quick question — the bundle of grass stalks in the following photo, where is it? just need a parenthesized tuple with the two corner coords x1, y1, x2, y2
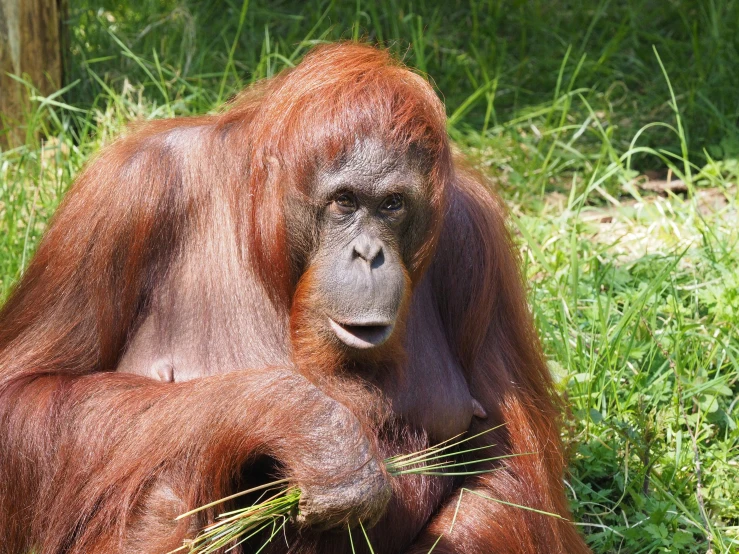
(170, 429, 518, 554)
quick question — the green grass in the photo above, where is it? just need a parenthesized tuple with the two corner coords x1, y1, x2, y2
(1, 1, 738, 553)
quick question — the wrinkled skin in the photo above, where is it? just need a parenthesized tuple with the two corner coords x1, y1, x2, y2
(292, 140, 428, 350)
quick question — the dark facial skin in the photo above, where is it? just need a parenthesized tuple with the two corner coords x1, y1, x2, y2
(296, 140, 430, 351)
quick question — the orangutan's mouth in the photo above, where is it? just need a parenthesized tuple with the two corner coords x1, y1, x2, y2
(328, 318, 395, 349)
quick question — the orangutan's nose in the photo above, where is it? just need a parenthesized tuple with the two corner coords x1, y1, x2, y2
(352, 234, 384, 268)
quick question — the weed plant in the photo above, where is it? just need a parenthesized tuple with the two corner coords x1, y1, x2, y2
(172, 429, 560, 554)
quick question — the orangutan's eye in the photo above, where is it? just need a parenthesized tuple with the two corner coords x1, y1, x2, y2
(380, 193, 404, 212)
(332, 192, 358, 213)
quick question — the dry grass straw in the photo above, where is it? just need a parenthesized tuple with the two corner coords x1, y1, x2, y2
(171, 426, 547, 554)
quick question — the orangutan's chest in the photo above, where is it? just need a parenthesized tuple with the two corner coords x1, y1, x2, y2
(378, 278, 475, 443)
(389, 351, 473, 444)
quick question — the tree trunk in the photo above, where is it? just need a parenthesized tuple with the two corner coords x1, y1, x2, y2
(0, 0, 67, 148)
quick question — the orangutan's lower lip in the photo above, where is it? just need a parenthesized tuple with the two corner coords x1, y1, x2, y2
(328, 318, 394, 349)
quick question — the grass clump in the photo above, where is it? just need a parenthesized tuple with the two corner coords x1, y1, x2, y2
(172, 429, 538, 554)
(174, 482, 298, 554)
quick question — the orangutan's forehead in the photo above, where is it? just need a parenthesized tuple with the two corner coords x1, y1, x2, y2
(313, 139, 424, 200)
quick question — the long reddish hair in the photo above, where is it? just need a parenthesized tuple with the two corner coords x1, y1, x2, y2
(218, 43, 452, 303)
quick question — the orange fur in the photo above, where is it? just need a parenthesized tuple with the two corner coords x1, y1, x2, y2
(0, 43, 590, 553)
